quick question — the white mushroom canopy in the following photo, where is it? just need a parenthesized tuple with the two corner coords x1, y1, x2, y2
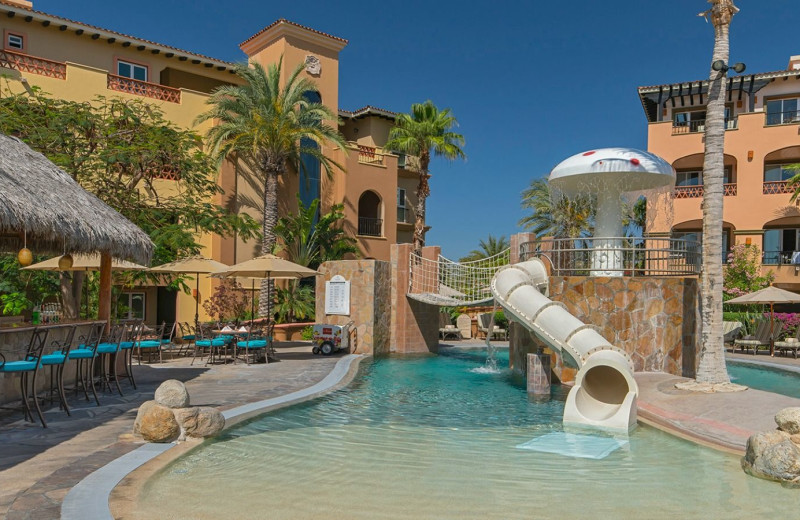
(549, 147, 675, 194)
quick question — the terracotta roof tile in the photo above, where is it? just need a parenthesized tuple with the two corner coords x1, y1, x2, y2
(240, 18, 348, 48)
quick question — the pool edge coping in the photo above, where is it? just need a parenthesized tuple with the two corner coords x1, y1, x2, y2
(62, 354, 364, 520)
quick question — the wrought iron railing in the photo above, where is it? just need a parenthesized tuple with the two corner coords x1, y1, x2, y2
(519, 237, 701, 276)
(673, 183, 737, 198)
(0, 49, 66, 79)
(357, 145, 384, 165)
(107, 74, 181, 103)
(358, 217, 382, 237)
(762, 250, 800, 266)
(763, 180, 793, 195)
(766, 110, 800, 126)
(672, 118, 737, 135)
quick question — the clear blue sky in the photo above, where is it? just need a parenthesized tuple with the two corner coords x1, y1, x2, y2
(37, 1, 799, 259)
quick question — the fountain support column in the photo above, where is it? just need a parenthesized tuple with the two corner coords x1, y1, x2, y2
(527, 351, 551, 397)
(592, 190, 625, 277)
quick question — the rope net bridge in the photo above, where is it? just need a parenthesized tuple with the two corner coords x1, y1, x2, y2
(407, 248, 510, 306)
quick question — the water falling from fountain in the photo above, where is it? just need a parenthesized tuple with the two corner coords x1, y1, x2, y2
(469, 300, 501, 374)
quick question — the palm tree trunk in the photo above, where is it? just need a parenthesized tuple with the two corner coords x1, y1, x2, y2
(258, 163, 280, 318)
(59, 271, 85, 319)
(413, 153, 431, 252)
(697, 1, 736, 384)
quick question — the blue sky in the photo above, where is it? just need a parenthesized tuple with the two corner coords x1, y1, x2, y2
(37, 1, 799, 259)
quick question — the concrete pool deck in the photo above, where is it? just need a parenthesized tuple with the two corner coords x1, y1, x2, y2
(2, 340, 800, 519)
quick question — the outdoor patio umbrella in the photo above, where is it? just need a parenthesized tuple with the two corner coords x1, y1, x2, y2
(726, 285, 800, 355)
(149, 256, 228, 327)
(211, 254, 318, 336)
(23, 253, 148, 317)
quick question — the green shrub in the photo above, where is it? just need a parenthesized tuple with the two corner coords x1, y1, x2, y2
(301, 325, 314, 340)
(493, 310, 508, 329)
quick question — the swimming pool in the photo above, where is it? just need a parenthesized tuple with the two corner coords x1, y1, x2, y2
(728, 361, 800, 399)
(135, 348, 797, 520)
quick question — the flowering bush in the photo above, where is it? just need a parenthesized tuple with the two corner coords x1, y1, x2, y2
(723, 244, 774, 303)
(202, 280, 249, 323)
(771, 312, 800, 336)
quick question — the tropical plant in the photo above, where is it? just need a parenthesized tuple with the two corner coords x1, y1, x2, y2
(0, 86, 259, 317)
(519, 178, 595, 238)
(695, 0, 739, 385)
(386, 100, 466, 251)
(197, 59, 347, 317)
(273, 195, 358, 269)
(0, 254, 60, 316)
(459, 235, 509, 263)
(274, 283, 315, 323)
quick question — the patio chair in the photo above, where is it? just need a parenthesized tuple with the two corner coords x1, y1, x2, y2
(39, 323, 79, 417)
(478, 313, 507, 340)
(236, 327, 268, 365)
(733, 320, 768, 354)
(176, 322, 196, 357)
(135, 322, 166, 364)
(95, 324, 126, 395)
(439, 312, 461, 340)
(192, 326, 226, 366)
(118, 320, 143, 390)
(160, 322, 178, 358)
(66, 321, 106, 406)
(775, 326, 800, 359)
(722, 321, 743, 351)
(0, 327, 50, 427)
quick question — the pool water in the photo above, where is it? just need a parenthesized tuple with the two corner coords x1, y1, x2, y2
(728, 361, 800, 399)
(136, 348, 797, 520)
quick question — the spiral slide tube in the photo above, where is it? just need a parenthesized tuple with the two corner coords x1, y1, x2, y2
(491, 260, 638, 432)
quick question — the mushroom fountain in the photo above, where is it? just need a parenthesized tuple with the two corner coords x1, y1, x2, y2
(549, 147, 675, 276)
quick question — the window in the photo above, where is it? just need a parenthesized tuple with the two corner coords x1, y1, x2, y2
(763, 229, 800, 264)
(397, 188, 409, 223)
(673, 229, 730, 263)
(117, 292, 145, 320)
(766, 98, 800, 126)
(117, 60, 147, 82)
(675, 167, 733, 186)
(7, 33, 23, 50)
(764, 163, 798, 182)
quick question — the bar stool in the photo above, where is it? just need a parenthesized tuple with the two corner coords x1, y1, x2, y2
(67, 321, 106, 406)
(0, 327, 51, 427)
(39, 323, 78, 416)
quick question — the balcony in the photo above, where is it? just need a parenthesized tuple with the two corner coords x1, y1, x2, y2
(766, 111, 800, 127)
(672, 183, 737, 199)
(763, 180, 793, 195)
(672, 118, 737, 135)
(358, 217, 382, 237)
(107, 74, 181, 103)
(0, 49, 66, 79)
(357, 145, 384, 166)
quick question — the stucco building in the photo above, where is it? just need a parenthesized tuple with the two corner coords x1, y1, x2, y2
(639, 55, 800, 292)
(0, 0, 421, 323)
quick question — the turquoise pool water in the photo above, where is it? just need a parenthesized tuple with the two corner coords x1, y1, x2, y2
(136, 348, 797, 520)
(728, 361, 800, 399)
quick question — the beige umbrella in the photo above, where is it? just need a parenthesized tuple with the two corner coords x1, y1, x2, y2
(726, 285, 800, 355)
(22, 253, 147, 272)
(149, 256, 228, 327)
(212, 254, 318, 331)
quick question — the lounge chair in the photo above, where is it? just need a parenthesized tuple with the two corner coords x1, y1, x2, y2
(478, 312, 507, 340)
(723, 321, 743, 350)
(775, 327, 800, 359)
(733, 320, 769, 355)
(439, 313, 461, 340)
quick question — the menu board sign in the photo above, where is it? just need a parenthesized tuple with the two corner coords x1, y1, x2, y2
(325, 275, 350, 315)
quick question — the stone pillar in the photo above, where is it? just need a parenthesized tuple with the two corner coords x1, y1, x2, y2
(316, 260, 391, 356)
(510, 232, 537, 265)
(527, 352, 551, 396)
(390, 243, 440, 354)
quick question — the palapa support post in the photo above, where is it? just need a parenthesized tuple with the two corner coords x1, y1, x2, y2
(98, 252, 113, 333)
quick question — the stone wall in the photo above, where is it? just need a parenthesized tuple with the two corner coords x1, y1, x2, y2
(510, 276, 700, 382)
(389, 244, 440, 354)
(316, 260, 391, 356)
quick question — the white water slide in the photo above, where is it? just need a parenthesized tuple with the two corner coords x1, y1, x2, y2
(491, 259, 638, 432)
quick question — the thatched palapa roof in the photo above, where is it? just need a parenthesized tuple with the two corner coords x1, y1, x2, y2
(0, 134, 153, 265)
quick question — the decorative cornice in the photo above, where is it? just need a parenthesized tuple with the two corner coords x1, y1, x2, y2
(240, 19, 347, 57)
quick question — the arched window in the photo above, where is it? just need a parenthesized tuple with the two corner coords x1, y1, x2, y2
(763, 146, 800, 194)
(358, 191, 382, 237)
(300, 91, 322, 216)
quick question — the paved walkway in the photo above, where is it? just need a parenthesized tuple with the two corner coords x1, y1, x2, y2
(635, 352, 800, 454)
(0, 342, 340, 520)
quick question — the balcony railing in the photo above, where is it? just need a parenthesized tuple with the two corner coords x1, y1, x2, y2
(672, 118, 737, 135)
(519, 237, 701, 276)
(107, 74, 181, 103)
(0, 49, 66, 79)
(357, 145, 384, 166)
(358, 217, 382, 237)
(397, 207, 412, 224)
(766, 111, 800, 126)
(763, 180, 793, 195)
(762, 250, 800, 266)
(672, 183, 737, 198)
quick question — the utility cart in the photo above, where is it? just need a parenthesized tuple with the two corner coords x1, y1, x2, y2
(312, 321, 355, 355)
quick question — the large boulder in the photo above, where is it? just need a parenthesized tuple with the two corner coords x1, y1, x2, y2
(775, 407, 800, 435)
(133, 400, 157, 436)
(137, 403, 180, 443)
(154, 379, 190, 409)
(179, 406, 225, 438)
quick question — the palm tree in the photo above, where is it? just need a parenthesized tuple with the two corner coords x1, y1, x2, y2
(197, 58, 347, 317)
(694, 0, 738, 385)
(386, 100, 466, 252)
(460, 235, 509, 263)
(519, 178, 595, 238)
